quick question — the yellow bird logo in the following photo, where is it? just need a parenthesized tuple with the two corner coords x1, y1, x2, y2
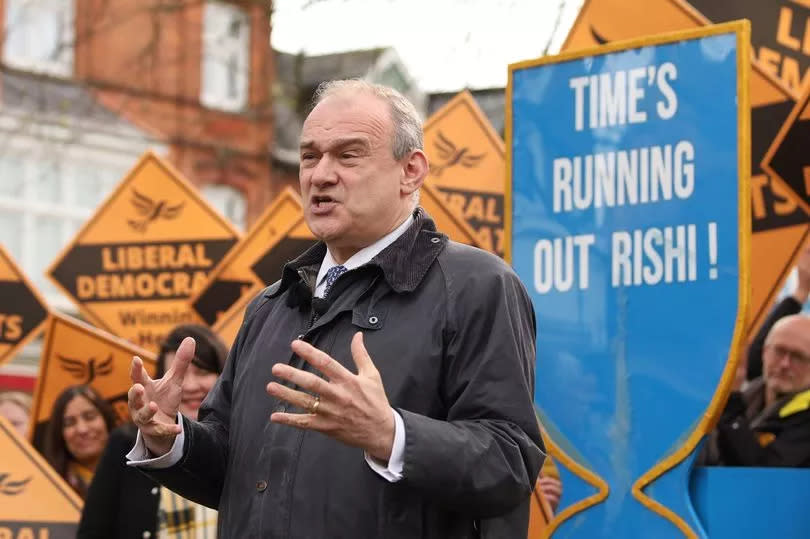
(431, 131, 486, 177)
(58, 354, 114, 384)
(128, 189, 185, 233)
(0, 474, 31, 496)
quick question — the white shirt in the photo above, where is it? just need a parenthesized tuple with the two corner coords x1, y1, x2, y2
(314, 214, 413, 298)
(127, 215, 414, 482)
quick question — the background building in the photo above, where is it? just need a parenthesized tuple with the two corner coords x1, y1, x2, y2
(0, 0, 274, 385)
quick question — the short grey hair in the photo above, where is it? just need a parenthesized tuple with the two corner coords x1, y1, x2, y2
(311, 79, 424, 160)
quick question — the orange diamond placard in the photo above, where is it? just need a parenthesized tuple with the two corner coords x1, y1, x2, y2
(0, 417, 82, 537)
(189, 187, 315, 327)
(30, 312, 156, 449)
(0, 245, 49, 366)
(210, 283, 264, 347)
(686, 0, 810, 96)
(47, 152, 240, 351)
(420, 183, 481, 248)
(424, 91, 505, 256)
(763, 82, 810, 217)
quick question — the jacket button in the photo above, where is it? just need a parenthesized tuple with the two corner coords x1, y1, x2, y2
(430, 237, 440, 243)
(368, 316, 379, 325)
(142, 532, 152, 539)
(256, 480, 268, 492)
(151, 487, 159, 495)
(297, 334, 304, 340)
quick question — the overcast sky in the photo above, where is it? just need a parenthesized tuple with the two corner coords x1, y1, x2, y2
(271, 0, 585, 92)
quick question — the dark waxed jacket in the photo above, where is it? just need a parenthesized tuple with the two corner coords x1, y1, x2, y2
(699, 378, 810, 467)
(143, 209, 545, 538)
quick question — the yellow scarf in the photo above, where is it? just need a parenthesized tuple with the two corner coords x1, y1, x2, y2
(157, 486, 218, 539)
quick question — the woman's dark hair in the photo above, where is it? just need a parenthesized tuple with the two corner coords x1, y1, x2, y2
(43, 385, 117, 491)
(156, 324, 228, 378)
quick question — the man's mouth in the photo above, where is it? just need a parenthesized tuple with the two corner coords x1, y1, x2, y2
(311, 195, 337, 214)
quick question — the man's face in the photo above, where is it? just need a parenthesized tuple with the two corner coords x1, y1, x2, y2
(299, 92, 409, 259)
(763, 316, 810, 397)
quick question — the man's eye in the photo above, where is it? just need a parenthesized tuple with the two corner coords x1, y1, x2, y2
(341, 152, 359, 159)
(793, 352, 810, 365)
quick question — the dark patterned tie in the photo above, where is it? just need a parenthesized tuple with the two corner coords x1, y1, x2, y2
(323, 265, 347, 297)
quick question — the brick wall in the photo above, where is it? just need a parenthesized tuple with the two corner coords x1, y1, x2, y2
(73, 0, 276, 225)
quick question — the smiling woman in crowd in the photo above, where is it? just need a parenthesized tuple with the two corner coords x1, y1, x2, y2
(43, 385, 118, 499)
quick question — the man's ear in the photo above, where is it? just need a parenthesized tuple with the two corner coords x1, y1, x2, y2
(401, 149, 428, 195)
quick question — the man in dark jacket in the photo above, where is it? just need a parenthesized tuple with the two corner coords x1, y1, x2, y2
(700, 313, 810, 467)
(126, 80, 544, 538)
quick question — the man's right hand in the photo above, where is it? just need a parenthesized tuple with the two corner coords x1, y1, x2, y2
(128, 337, 196, 456)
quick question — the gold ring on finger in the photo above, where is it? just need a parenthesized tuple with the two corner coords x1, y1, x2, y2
(308, 395, 320, 415)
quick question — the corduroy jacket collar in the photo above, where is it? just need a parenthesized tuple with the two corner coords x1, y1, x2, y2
(269, 207, 448, 298)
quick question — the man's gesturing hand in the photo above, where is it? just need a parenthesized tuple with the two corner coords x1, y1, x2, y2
(267, 332, 396, 462)
(128, 336, 196, 456)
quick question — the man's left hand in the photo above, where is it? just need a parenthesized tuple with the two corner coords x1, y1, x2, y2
(267, 332, 396, 462)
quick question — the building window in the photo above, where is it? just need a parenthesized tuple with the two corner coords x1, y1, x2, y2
(3, 0, 74, 77)
(201, 1, 250, 112)
(202, 183, 246, 231)
(0, 152, 122, 306)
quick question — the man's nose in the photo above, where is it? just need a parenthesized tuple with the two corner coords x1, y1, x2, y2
(776, 353, 794, 369)
(310, 155, 338, 186)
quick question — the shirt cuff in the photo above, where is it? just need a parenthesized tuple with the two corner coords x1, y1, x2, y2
(365, 408, 405, 482)
(125, 412, 185, 469)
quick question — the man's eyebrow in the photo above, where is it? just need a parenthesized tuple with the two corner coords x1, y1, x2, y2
(299, 137, 370, 152)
